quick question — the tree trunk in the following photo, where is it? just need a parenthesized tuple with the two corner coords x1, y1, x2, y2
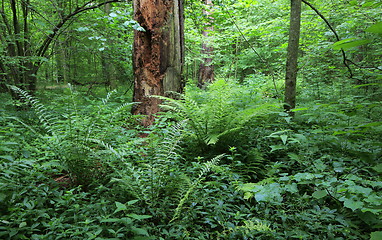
(132, 0, 184, 126)
(198, 0, 214, 88)
(284, 0, 302, 115)
(101, 3, 117, 89)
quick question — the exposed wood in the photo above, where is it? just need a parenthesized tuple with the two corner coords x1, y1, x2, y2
(132, 0, 184, 126)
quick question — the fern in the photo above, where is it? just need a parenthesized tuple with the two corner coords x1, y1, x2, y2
(170, 154, 225, 223)
(9, 86, 61, 135)
(9, 85, 135, 185)
(155, 80, 281, 147)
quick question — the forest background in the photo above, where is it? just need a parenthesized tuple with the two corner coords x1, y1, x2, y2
(1, 0, 382, 239)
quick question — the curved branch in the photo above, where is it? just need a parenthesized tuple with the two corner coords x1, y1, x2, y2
(302, 0, 354, 78)
(36, 0, 122, 64)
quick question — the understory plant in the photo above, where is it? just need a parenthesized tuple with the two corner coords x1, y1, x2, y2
(236, 99, 382, 239)
(157, 79, 281, 149)
(9, 85, 135, 186)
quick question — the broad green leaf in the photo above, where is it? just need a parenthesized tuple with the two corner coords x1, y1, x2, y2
(244, 192, 253, 200)
(353, 83, 382, 88)
(312, 190, 328, 199)
(285, 183, 298, 193)
(371, 231, 382, 240)
(0, 155, 13, 161)
(288, 153, 300, 162)
(270, 145, 285, 152)
(366, 22, 382, 34)
(238, 183, 256, 191)
(343, 198, 364, 211)
(280, 135, 288, 145)
(127, 199, 139, 205)
(101, 217, 132, 224)
(372, 163, 382, 173)
(19, 222, 27, 228)
(358, 121, 382, 128)
(126, 214, 151, 220)
(131, 226, 149, 236)
(0, 146, 13, 151)
(291, 107, 309, 112)
(333, 38, 371, 50)
(114, 201, 127, 213)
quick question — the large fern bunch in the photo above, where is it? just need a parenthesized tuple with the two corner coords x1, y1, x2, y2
(9, 85, 135, 185)
(156, 79, 281, 147)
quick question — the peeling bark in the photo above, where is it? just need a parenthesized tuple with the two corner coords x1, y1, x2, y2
(132, 0, 184, 126)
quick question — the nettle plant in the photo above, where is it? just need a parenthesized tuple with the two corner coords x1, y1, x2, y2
(10, 85, 135, 186)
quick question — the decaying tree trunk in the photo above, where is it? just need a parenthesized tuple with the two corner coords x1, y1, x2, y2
(198, 0, 214, 88)
(284, 0, 301, 115)
(132, 0, 184, 126)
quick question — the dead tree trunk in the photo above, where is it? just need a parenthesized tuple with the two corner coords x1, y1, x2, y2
(132, 0, 184, 126)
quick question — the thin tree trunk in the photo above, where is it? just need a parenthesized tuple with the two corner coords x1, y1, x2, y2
(101, 3, 117, 89)
(132, 0, 184, 126)
(284, 0, 302, 115)
(198, 0, 214, 88)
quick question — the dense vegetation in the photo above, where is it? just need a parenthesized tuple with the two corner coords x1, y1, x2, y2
(1, 0, 381, 239)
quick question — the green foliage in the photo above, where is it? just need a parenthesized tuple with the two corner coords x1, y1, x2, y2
(157, 79, 281, 148)
(2, 0, 382, 239)
(9, 85, 135, 186)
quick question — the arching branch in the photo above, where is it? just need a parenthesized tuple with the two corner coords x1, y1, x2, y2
(36, 0, 123, 64)
(301, 0, 354, 78)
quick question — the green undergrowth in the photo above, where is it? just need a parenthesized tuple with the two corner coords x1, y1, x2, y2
(1, 78, 381, 239)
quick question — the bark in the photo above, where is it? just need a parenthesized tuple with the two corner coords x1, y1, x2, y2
(132, 0, 184, 126)
(198, 0, 214, 88)
(284, 0, 301, 115)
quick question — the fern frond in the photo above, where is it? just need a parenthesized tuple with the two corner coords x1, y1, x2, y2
(170, 154, 225, 223)
(9, 86, 61, 135)
(154, 119, 187, 164)
(86, 138, 122, 159)
(102, 89, 117, 105)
